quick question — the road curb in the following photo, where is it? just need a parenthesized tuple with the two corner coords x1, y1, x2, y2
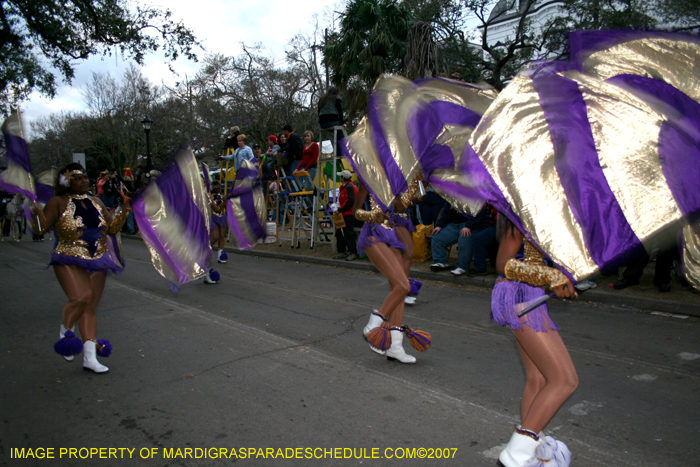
(225, 245, 700, 318)
(121, 236, 700, 318)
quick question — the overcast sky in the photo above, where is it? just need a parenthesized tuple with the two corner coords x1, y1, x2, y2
(21, 0, 343, 139)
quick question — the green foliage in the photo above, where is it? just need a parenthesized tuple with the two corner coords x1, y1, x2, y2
(0, 0, 200, 111)
(323, 0, 415, 119)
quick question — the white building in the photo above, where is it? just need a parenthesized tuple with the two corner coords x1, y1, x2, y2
(482, 0, 565, 47)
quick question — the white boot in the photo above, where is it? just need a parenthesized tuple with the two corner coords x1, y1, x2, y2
(217, 249, 227, 263)
(83, 340, 109, 374)
(498, 430, 541, 467)
(363, 311, 386, 356)
(385, 329, 416, 364)
(60, 324, 75, 362)
(404, 296, 416, 305)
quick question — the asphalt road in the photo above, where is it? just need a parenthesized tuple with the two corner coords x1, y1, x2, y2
(1, 238, 699, 466)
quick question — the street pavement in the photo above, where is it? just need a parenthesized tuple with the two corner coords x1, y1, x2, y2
(1, 237, 699, 466)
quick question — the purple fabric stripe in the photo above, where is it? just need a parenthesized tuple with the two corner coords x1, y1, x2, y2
(607, 74, 700, 219)
(131, 197, 191, 287)
(531, 68, 646, 270)
(36, 182, 54, 204)
(341, 139, 388, 211)
(569, 31, 700, 71)
(368, 89, 408, 196)
(153, 162, 211, 267)
(3, 132, 31, 173)
(0, 180, 35, 200)
(226, 199, 256, 250)
(202, 162, 211, 192)
(239, 189, 266, 240)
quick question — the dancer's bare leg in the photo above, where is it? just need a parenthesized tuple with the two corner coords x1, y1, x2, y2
(394, 226, 414, 278)
(210, 229, 219, 249)
(512, 328, 579, 433)
(77, 271, 107, 342)
(217, 225, 226, 250)
(364, 242, 410, 322)
(54, 265, 93, 330)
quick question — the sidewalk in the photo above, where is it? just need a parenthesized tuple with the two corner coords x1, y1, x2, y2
(211, 237, 700, 319)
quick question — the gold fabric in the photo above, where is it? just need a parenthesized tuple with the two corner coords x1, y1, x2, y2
(415, 79, 497, 216)
(53, 196, 108, 260)
(566, 71, 684, 249)
(579, 38, 700, 103)
(139, 149, 209, 284)
(0, 113, 35, 196)
(469, 74, 598, 280)
(344, 116, 395, 210)
(682, 221, 700, 288)
(226, 160, 267, 249)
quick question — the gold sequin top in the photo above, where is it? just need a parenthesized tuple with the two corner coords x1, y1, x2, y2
(53, 195, 109, 260)
(212, 193, 226, 217)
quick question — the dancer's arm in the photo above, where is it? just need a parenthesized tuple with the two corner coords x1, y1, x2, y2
(353, 183, 385, 223)
(497, 228, 576, 299)
(31, 196, 65, 234)
(396, 171, 424, 212)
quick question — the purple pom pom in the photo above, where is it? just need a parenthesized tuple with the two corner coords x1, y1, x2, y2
(220, 251, 228, 260)
(409, 278, 422, 296)
(54, 330, 83, 357)
(209, 268, 221, 281)
(96, 339, 113, 357)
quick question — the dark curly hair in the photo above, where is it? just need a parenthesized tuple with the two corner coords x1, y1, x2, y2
(54, 163, 86, 196)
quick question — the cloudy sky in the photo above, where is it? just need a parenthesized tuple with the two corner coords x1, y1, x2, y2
(21, 0, 343, 139)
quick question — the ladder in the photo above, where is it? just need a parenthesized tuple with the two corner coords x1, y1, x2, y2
(312, 125, 348, 250)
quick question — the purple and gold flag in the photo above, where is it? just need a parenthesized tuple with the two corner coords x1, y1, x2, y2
(0, 112, 36, 200)
(465, 32, 700, 283)
(132, 147, 212, 291)
(226, 160, 266, 249)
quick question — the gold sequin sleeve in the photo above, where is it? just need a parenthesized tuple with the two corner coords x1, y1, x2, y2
(504, 258, 568, 288)
(354, 203, 385, 223)
(398, 175, 424, 209)
(106, 208, 130, 236)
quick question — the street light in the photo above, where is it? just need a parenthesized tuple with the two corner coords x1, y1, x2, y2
(141, 116, 153, 171)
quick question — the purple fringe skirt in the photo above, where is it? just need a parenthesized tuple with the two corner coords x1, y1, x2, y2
(392, 215, 416, 233)
(49, 253, 124, 275)
(357, 223, 406, 253)
(491, 279, 559, 332)
(211, 214, 227, 228)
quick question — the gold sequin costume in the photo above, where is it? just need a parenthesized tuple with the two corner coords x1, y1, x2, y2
(47, 195, 126, 274)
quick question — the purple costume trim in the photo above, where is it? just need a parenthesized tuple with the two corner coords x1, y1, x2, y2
(392, 214, 416, 233)
(357, 223, 406, 253)
(491, 279, 559, 332)
(211, 214, 227, 227)
(49, 253, 124, 275)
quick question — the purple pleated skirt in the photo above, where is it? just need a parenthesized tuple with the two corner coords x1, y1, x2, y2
(491, 279, 559, 332)
(357, 223, 406, 253)
(211, 214, 227, 228)
(392, 214, 416, 233)
(49, 253, 124, 275)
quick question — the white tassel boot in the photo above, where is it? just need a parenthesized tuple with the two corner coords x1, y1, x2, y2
(60, 324, 75, 362)
(385, 329, 416, 364)
(498, 429, 541, 467)
(362, 310, 386, 356)
(83, 340, 109, 374)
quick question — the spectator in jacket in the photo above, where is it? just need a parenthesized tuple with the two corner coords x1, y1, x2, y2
(430, 204, 491, 275)
(282, 124, 304, 173)
(333, 170, 358, 261)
